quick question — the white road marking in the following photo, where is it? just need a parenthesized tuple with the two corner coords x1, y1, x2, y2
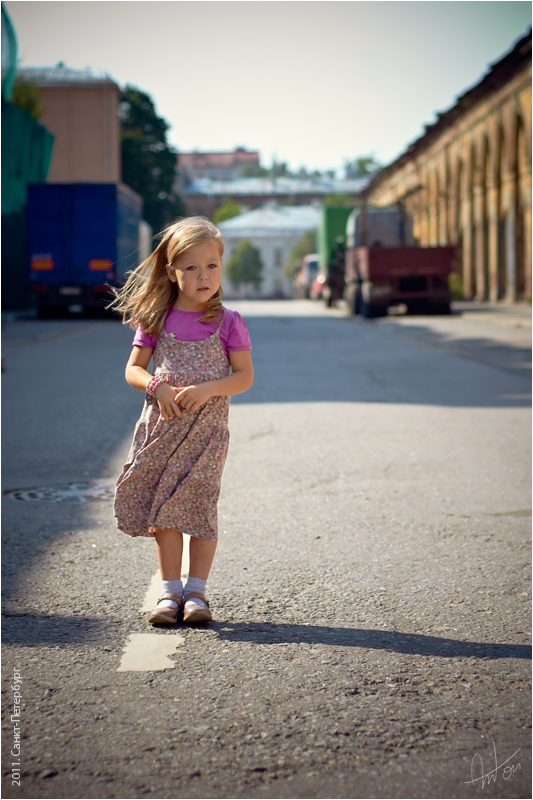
(117, 535, 191, 672)
(117, 633, 185, 672)
(141, 572, 164, 613)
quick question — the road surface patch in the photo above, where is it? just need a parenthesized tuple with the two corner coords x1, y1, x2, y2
(117, 633, 185, 671)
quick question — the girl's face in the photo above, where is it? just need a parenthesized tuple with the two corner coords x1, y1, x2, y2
(167, 239, 222, 312)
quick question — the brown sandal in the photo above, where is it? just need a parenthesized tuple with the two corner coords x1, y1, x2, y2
(183, 592, 212, 624)
(147, 593, 183, 625)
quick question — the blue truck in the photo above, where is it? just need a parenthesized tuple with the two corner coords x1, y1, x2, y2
(27, 183, 143, 316)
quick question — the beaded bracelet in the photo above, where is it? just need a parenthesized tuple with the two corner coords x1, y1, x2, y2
(146, 374, 168, 397)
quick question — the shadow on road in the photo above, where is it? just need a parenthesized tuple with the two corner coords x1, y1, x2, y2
(212, 622, 532, 660)
(1, 612, 117, 645)
(2, 615, 530, 661)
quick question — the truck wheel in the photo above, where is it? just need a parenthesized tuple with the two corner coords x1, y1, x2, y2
(353, 286, 362, 315)
(37, 304, 59, 319)
(406, 300, 428, 315)
(430, 302, 451, 315)
(361, 299, 385, 319)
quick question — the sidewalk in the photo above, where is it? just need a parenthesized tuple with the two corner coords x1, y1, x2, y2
(453, 300, 532, 329)
(379, 300, 531, 351)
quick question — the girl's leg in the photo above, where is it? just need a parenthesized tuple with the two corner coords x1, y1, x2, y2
(188, 537, 217, 580)
(183, 537, 217, 623)
(149, 529, 184, 620)
(154, 528, 183, 579)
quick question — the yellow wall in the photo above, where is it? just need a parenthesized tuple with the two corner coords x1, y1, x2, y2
(367, 64, 532, 302)
(39, 83, 121, 184)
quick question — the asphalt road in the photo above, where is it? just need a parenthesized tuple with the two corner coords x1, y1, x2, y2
(1, 300, 531, 799)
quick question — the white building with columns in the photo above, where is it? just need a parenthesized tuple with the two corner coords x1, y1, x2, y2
(217, 205, 321, 298)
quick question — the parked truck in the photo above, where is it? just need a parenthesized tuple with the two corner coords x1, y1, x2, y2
(345, 206, 456, 317)
(318, 206, 353, 306)
(27, 183, 144, 316)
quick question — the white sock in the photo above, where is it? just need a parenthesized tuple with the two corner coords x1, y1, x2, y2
(158, 579, 183, 609)
(184, 576, 208, 608)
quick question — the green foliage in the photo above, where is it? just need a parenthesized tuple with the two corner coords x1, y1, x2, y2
(323, 194, 354, 208)
(286, 229, 317, 277)
(213, 200, 242, 225)
(344, 155, 382, 179)
(271, 160, 291, 177)
(119, 85, 186, 234)
(225, 240, 263, 288)
(11, 74, 43, 119)
(448, 272, 465, 300)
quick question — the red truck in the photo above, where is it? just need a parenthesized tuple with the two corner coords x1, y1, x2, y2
(345, 206, 456, 317)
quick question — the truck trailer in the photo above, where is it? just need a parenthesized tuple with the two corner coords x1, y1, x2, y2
(27, 183, 143, 316)
(345, 206, 456, 317)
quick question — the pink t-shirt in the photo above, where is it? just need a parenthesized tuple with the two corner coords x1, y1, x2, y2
(132, 306, 251, 358)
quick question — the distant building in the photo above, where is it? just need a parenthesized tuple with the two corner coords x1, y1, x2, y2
(176, 147, 260, 188)
(18, 63, 121, 183)
(364, 30, 532, 303)
(182, 175, 368, 218)
(217, 205, 321, 298)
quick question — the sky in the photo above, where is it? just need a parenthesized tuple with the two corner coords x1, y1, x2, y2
(5, 1, 532, 176)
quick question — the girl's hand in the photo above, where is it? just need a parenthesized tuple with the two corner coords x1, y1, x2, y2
(154, 382, 183, 420)
(173, 384, 212, 413)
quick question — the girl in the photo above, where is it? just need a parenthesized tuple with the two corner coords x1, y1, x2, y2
(111, 216, 253, 625)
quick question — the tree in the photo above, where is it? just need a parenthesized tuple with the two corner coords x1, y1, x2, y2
(213, 200, 242, 225)
(344, 155, 382, 179)
(271, 160, 291, 177)
(119, 85, 186, 235)
(323, 194, 354, 208)
(285, 229, 317, 277)
(225, 240, 263, 289)
(11, 73, 43, 119)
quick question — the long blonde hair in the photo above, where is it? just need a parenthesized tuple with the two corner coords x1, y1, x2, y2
(109, 216, 225, 335)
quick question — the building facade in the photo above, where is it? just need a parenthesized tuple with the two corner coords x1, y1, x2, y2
(182, 175, 368, 218)
(217, 205, 321, 298)
(19, 63, 121, 184)
(177, 147, 260, 184)
(365, 31, 532, 303)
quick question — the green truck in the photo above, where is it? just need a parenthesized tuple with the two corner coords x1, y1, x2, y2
(318, 206, 355, 306)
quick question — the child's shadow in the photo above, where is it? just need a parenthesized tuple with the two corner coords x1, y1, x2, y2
(211, 621, 531, 660)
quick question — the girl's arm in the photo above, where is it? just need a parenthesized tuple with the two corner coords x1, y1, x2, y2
(125, 346, 184, 420)
(174, 350, 253, 412)
(125, 345, 154, 392)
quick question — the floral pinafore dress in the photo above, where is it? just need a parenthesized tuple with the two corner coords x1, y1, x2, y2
(114, 312, 230, 541)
